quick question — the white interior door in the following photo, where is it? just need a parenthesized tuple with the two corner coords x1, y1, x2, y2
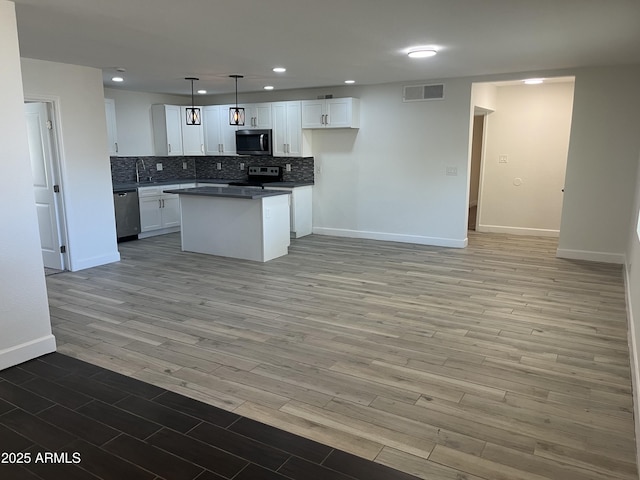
(24, 102, 64, 270)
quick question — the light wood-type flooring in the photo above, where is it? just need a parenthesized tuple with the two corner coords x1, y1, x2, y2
(46, 232, 637, 480)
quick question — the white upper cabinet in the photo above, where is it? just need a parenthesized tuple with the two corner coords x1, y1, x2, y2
(151, 104, 183, 156)
(180, 106, 204, 156)
(104, 98, 119, 156)
(272, 101, 302, 157)
(243, 103, 273, 129)
(301, 98, 360, 129)
(203, 105, 237, 156)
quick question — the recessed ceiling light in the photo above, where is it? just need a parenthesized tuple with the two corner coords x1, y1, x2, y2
(407, 47, 437, 58)
(273, 67, 286, 73)
(524, 78, 544, 85)
(111, 76, 124, 82)
(197, 89, 207, 94)
(264, 85, 274, 90)
(344, 80, 355, 84)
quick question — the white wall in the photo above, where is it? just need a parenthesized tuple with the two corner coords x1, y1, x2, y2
(558, 65, 640, 263)
(479, 82, 575, 236)
(310, 81, 472, 246)
(0, 0, 55, 370)
(21, 58, 121, 271)
(472, 83, 497, 113)
(104, 88, 187, 156)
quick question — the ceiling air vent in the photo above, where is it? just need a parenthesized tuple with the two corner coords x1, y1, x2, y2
(403, 83, 445, 102)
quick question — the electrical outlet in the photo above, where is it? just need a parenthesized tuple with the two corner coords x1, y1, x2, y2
(499, 154, 508, 163)
(239, 163, 245, 170)
(315, 165, 322, 174)
(286, 164, 291, 172)
(156, 163, 163, 171)
(216, 163, 222, 170)
(446, 166, 457, 176)
(182, 162, 187, 170)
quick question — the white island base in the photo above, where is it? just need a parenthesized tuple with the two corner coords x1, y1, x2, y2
(177, 190, 291, 262)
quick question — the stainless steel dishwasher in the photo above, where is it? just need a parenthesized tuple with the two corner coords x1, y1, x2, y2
(113, 189, 141, 240)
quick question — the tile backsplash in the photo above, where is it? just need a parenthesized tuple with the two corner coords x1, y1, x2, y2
(111, 156, 314, 184)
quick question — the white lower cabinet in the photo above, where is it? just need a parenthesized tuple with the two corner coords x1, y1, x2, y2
(263, 185, 312, 238)
(138, 184, 182, 237)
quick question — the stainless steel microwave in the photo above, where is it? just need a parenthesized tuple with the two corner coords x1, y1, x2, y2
(236, 129, 272, 156)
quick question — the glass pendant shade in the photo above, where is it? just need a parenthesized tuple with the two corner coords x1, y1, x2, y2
(186, 107, 201, 125)
(229, 107, 245, 126)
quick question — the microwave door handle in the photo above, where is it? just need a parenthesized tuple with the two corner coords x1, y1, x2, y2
(260, 134, 266, 151)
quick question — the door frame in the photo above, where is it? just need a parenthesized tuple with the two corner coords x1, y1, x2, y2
(24, 95, 69, 271)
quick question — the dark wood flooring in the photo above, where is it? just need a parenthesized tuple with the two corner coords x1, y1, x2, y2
(0, 352, 420, 480)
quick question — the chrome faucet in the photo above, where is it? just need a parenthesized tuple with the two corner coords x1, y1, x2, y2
(135, 158, 147, 183)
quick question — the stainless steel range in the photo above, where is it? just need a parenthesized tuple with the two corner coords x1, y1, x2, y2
(228, 166, 283, 188)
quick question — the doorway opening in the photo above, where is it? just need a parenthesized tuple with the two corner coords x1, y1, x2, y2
(24, 100, 68, 272)
(468, 114, 484, 231)
(468, 77, 575, 238)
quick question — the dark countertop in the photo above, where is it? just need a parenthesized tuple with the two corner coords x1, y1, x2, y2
(113, 178, 313, 192)
(163, 186, 292, 199)
(263, 181, 314, 187)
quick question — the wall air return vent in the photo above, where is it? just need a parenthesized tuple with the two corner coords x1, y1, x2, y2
(403, 83, 445, 102)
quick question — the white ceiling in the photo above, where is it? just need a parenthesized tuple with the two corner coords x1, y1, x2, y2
(12, 0, 640, 96)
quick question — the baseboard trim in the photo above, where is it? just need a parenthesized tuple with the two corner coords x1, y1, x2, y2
(312, 227, 467, 248)
(139, 226, 180, 239)
(476, 224, 559, 237)
(0, 334, 57, 370)
(70, 251, 121, 272)
(555, 248, 626, 264)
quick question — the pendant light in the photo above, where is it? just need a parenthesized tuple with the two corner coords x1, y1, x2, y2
(229, 74, 245, 126)
(185, 77, 201, 126)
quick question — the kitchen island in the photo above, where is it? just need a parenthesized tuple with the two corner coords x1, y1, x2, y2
(164, 186, 291, 262)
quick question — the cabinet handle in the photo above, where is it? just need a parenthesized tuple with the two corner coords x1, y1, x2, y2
(168, 143, 172, 153)
(325, 114, 329, 125)
(162, 199, 165, 208)
(201, 143, 204, 153)
(159, 199, 161, 208)
(115, 142, 118, 153)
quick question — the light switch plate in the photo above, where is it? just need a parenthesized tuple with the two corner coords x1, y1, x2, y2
(216, 163, 222, 170)
(156, 163, 163, 171)
(182, 162, 187, 169)
(446, 166, 457, 176)
(240, 163, 245, 170)
(286, 164, 291, 172)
